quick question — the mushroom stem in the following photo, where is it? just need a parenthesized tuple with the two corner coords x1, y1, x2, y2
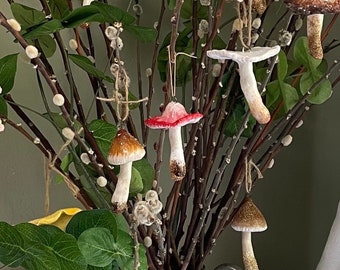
(238, 62, 271, 124)
(111, 161, 132, 212)
(307, 14, 324, 59)
(241, 232, 259, 270)
(316, 201, 340, 270)
(168, 126, 186, 181)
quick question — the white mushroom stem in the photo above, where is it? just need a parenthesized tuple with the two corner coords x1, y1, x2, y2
(307, 14, 324, 60)
(241, 232, 259, 270)
(169, 126, 186, 181)
(316, 201, 340, 270)
(111, 161, 132, 212)
(238, 62, 271, 124)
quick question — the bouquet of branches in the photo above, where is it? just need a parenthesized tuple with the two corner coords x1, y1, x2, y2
(0, 0, 339, 269)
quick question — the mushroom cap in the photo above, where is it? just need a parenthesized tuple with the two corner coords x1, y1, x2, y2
(207, 46, 281, 64)
(145, 101, 203, 129)
(284, 0, 340, 14)
(231, 197, 267, 232)
(108, 129, 145, 165)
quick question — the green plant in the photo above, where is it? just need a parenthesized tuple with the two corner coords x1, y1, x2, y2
(0, 0, 339, 269)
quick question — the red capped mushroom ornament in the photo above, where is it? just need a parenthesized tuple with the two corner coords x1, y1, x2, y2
(145, 101, 203, 181)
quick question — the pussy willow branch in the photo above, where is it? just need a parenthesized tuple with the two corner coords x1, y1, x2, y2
(0, 11, 114, 209)
(170, 2, 233, 267)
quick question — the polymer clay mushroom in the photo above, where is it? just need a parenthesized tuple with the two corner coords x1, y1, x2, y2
(231, 197, 267, 270)
(207, 45, 280, 124)
(145, 101, 203, 181)
(108, 129, 145, 212)
(284, 0, 340, 59)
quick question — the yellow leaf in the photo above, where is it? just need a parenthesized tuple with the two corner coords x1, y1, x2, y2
(29, 208, 82, 231)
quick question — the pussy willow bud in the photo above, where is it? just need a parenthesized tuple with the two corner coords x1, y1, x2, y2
(7, 19, 21, 31)
(281, 134, 293, 146)
(25, 45, 39, 59)
(96, 176, 108, 187)
(62, 127, 75, 140)
(105, 26, 118, 40)
(52, 94, 65, 106)
(69, 39, 78, 51)
(133, 4, 143, 16)
(133, 201, 155, 226)
(145, 190, 159, 201)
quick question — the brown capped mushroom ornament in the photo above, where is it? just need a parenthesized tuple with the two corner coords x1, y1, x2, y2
(231, 197, 267, 270)
(145, 101, 203, 181)
(108, 129, 145, 212)
(284, 0, 340, 59)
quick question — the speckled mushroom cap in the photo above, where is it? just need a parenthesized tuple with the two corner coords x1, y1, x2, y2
(284, 0, 340, 14)
(108, 129, 145, 165)
(231, 197, 267, 232)
(145, 101, 203, 129)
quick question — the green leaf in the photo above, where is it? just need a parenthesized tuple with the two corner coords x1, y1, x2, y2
(88, 119, 117, 158)
(266, 80, 281, 110)
(43, 112, 82, 130)
(293, 37, 322, 70)
(280, 82, 299, 111)
(15, 223, 50, 246)
(277, 50, 288, 82)
(41, 225, 87, 270)
(224, 101, 256, 138)
(37, 35, 57, 58)
(55, 153, 73, 183)
(0, 54, 18, 94)
(129, 167, 143, 195)
(91, 2, 135, 25)
(66, 209, 118, 240)
(23, 19, 63, 39)
(10, 3, 46, 28)
(124, 25, 157, 43)
(16, 223, 86, 270)
(0, 222, 26, 267)
(132, 158, 154, 194)
(300, 71, 332, 104)
(21, 244, 61, 270)
(68, 54, 113, 82)
(0, 96, 8, 116)
(62, 5, 104, 28)
(77, 227, 117, 267)
(48, 0, 71, 19)
(115, 229, 147, 270)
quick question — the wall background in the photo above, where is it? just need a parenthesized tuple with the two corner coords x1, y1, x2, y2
(0, 1, 340, 269)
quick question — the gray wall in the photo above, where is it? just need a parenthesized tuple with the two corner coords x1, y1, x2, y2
(0, 1, 340, 269)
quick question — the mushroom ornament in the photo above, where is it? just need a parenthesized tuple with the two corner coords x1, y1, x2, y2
(231, 197, 267, 270)
(284, 0, 340, 59)
(145, 101, 203, 181)
(207, 45, 280, 124)
(108, 129, 145, 212)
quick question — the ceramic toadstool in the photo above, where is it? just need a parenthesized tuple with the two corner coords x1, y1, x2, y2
(108, 129, 145, 212)
(145, 101, 203, 181)
(207, 45, 280, 124)
(284, 0, 340, 59)
(231, 197, 267, 270)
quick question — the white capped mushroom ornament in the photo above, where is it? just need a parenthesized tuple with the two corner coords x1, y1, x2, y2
(207, 45, 280, 124)
(145, 101, 203, 181)
(108, 129, 145, 212)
